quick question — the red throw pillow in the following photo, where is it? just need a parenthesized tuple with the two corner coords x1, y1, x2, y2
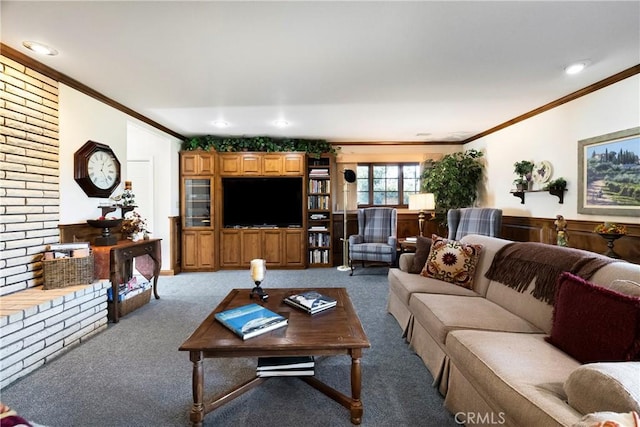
(546, 272, 640, 364)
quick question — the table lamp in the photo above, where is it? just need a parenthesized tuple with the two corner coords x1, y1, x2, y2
(409, 193, 435, 237)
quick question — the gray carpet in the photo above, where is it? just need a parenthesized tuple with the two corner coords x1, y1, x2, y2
(1, 267, 457, 427)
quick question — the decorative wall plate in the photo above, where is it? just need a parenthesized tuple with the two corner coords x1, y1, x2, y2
(532, 161, 552, 183)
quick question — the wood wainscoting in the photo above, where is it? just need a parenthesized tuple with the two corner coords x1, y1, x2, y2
(501, 216, 639, 264)
(332, 213, 639, 266)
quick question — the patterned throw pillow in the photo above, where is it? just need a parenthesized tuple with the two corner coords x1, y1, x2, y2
(420, 234, 483, 289)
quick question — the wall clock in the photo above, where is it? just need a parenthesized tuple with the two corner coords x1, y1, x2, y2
(74, 140, 121, 198)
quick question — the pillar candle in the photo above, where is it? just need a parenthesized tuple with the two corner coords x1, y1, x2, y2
(250, 259, 265, 282)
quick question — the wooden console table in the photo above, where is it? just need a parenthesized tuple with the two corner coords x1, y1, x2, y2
(93, 239, 162, 323)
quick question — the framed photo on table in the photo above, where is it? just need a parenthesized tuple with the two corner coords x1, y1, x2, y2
(578, 127, 640, 216)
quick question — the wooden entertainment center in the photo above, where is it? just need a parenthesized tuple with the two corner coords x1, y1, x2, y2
(180, 151, 334, 271)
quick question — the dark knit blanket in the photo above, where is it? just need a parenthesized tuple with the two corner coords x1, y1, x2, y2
(484, 242, 616, 305)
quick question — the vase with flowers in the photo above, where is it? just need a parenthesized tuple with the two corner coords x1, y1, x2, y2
(121, 211, 150, 241)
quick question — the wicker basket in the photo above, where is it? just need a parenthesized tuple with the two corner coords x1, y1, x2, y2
(43, 255, 95, 289)
(108, 287, 152, 318)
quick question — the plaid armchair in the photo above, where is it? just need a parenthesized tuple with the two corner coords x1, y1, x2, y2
(348, 208, 397, 275)
(447, 208, 502, 240)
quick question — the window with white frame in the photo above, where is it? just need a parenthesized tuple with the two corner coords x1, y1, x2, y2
(356, 163, 421, 207)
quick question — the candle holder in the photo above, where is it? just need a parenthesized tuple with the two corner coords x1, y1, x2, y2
(249, 259, 268, 302)
(597, 233, 624, 259)
(87, 218, 122, 246)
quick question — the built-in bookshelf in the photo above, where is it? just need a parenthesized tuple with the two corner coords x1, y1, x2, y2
(307, 155, 333, 267)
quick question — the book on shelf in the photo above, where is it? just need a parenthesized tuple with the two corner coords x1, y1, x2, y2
(284, 291, 337, 314)
(309, 168, 329, 176)
(214, 303, 288, 340)
(257, 356, 315, 371)
(256, 367, 315, 377)
(309, 249, 329, 264)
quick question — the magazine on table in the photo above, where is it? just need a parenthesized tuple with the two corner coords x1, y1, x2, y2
(284, 291, 337, 314)
(214, 303, 287, 340)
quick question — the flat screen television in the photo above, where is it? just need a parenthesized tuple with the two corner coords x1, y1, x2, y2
(222, 177, 303, 227)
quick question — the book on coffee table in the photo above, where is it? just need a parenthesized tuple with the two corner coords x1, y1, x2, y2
(257, 367, 315, 377)
(257, 356, 315, 377)
(257, 356, 315, 371)
(214, 303, 287, 340)
(284, 291, 337, 314)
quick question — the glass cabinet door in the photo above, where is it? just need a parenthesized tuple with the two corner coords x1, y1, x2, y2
(184, 178, 212, 228)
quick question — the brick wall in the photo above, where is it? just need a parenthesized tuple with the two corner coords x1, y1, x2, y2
(1, 55, 60, 296)
(0, 281, 110, 388)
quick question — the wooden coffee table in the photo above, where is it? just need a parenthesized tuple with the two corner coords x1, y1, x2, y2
(179, 287, 370, 426)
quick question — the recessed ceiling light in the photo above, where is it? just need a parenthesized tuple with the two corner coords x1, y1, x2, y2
(273, 120, 289, 128)
(564, 61, 589, 75)
(212, 120, 229, 128)
(22, 41, 58, 56)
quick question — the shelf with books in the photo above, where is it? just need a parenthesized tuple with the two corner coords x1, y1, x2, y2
(307, 154, 334, 268)
(308, 231, 331, 248)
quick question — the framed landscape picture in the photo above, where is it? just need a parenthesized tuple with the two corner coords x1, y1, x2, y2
(578, 127, 640, 216)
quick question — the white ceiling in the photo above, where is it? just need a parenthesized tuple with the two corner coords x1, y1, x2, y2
(2, 1, 639, 143)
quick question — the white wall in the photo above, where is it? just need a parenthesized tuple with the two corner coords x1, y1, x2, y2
(465, 74, 640, 225)
(59, 84, 129, 221)
(58, 84, 181, 269)
(126, 122, 181, 269)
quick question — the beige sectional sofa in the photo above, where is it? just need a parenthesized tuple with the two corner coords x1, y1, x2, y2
(387, 234, 640, 427)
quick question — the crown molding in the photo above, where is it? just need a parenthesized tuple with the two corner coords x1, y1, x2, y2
(3, 42, 637, 147)
(1, 43, 185, 141)
(462, 64, 640, 144)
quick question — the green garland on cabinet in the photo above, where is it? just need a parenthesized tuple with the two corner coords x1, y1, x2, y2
(182, 135, 337, 158)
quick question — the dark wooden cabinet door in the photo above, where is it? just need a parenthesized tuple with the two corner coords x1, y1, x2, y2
(221, 230, 241, 267)
(241, 229, 261, 264)
(263, 230, 282, 265)
(284, 229, 305, 266)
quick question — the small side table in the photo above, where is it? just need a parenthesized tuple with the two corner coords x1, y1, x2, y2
(93, 238, 162, 322)
(398, 238, 418, 253)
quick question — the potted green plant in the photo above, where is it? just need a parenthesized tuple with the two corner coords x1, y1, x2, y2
(513, 160, 535, 190)
(421, 149, 484, 225)
(545, 177, 567, 191)
(513, 177, 528, 191)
